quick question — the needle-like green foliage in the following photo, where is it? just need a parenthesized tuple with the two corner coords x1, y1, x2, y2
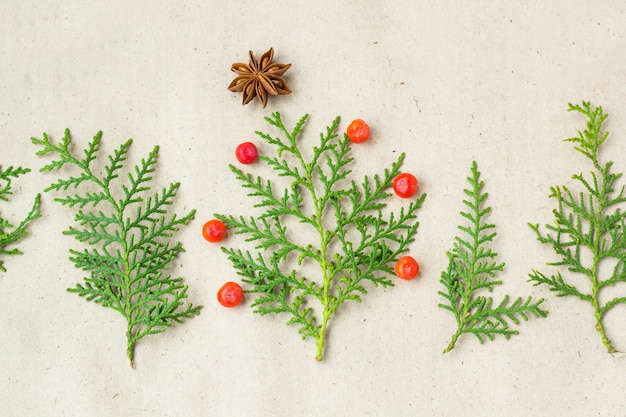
(439, 161, 547, 353)
(217, 113, 425, 361)
(0, 165, 41, 272)
(529, 101, 626, 355)
(32, 129, 201, 368)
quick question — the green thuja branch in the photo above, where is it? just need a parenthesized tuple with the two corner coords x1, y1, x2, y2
(0, 166, 41, 272)
(32, 129, 201, 368)
(439, 161, 547, 353)
(529, 101, 626, 355)
(217, 113, 425, 361)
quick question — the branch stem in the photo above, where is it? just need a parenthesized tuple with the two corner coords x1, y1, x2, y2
(443, 330, 462, 354)
(590, 154, 617, 354)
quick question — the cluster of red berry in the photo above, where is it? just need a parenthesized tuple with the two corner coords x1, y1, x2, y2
(201, 142, 259, 307)
(203, 118, 421, 307)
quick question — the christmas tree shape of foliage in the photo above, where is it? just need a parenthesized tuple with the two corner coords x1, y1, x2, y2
(217, 113, 425, 361)
(0, 165, 41, 272)
(439, 161, 547, 353)
(529, 101, 626, 355)
(32, 129, 201, 368)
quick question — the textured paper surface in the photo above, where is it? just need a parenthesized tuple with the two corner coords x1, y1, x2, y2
(2, 1, 626, 416)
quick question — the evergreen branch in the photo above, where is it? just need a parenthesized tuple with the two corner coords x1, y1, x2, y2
(217, 213, 319, 263)
(103, 139, 131, 187)
(599, 297, 626, 318)
(0, 164, 41, 272)
(0, 166, 32, 201)
(218, 113, 424, 361)
(69, 247, 124, 279)
(119, 145, 158, 208)
(440, 161, 547, 353)
(81, 131, 102, 168)
(126, 186, 195, 252)
(565, 101, 608, 162)
(221, 247, 320, 300)
(528, 269, 591, 301)
(32, 130, 73, 172)
(33, 129, 201, 368)
(127, 282, 201, 362)
(64, 223, 123, 248)
(69, 280, 124, 311)
(220, 246, 322, 339)
(52, 189, 110, 208)
(448, 295, 546, 345)
(225, 164, 313, 226)
(129, 241, 182, 283)
(530, 101, 626, 355)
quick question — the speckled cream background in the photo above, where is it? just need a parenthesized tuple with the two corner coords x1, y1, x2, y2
(2, 1, 626, 416)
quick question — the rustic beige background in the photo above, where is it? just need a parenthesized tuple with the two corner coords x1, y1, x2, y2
(2, 1, 626, 416)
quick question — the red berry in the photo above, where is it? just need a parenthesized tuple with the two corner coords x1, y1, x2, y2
(392, 173, 418, 198)
(235, 142, 258, 164)
(202, 219, 227, 243)
(395, 256, 420, 280)
(346, 119, 370, 143)
(217, 281, 244, 307)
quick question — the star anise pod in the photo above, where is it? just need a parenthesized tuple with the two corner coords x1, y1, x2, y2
(228, 47, 292, 108)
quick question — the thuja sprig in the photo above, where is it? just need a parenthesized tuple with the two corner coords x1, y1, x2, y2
(439, 161, 547, 353)
(0, 165, 41, 272)
(217, 113, 425, 361)
(32, 129, 201, 368)
(529, 101, 626, 355)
